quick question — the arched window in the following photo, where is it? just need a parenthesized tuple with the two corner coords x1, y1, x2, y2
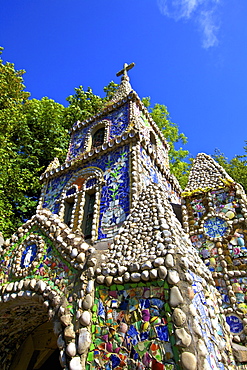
(92, 127, 105, 148)
(59, 169, 104, 242)
(81, 190, 96, 239)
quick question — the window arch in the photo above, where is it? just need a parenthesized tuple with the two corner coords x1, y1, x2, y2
(59, 168, 104, 242)
(84, 120, 110, 152)
(92, 127, 105, 148)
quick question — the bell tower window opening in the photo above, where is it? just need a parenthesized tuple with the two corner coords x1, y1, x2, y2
(150, 131, 156, 150)
(64, 198, 75, 227)
(92, 127, 105, 148)
(81, 191, 96, 240)
(59, 169, 103, 241)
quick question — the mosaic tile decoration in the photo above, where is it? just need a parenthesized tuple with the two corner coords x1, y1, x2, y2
(67, 104, 129, 161)
(189, 270, 231, 370)
(0, 228, 77, 294)
(190, 235, 220, 272)
(211, 189, 241, 218)
(230, 276, 247, 314)
(139, 146, 180, 205)
(86, 281, 179, 370)
(203, 217, 229, 239)
(190, 198, 206, 224)
(43, 146, 130, 240)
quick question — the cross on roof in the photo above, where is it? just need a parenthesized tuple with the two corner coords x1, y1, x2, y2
(116, 62, 135, 78)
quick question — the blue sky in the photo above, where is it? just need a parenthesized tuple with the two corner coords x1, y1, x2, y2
(1, 0, 246, 160)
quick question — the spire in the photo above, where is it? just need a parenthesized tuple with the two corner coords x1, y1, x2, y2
(111, 62, 135, 103)
(184, 153, 234, 193)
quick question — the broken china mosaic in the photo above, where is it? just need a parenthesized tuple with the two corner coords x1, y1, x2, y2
(0, 229, 76, 293)
(185, 188, 247, 334)
(42, 146, 130, 240)
(67, 104, 129, 161)
(188, 270, 235, 369)
(139, 146, 180, 205)
(86, 281, 178, 370)
(133, 104, 169, 168)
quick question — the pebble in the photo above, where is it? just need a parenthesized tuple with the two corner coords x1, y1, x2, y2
(158, 265, 167, 279)
(170, 286, 184, 307)
(86, 280, 94, 294)
(172, 308, 187, 327)
(69, 356, 82, 370)
(153, 257, 164, 267)
(78, 328, 91, 354)
(165, 253, 174, 268)
(150, 269, 158, 279)
(57, 334, 65, 349)
(167, 270, 180, 285)
(197, 339, 208, 357)
(83, 294, 93, 310)
(130, 272, 141, 282)
(141, 270, 150, 281)
(66, 342, 77, 357)
(105, 276, 113, 286)
(80, 310, 91, 326)
(141, 261, 152, 270)
(175, 328, 192, 347)
(64, 324, 76, 341)
(180, 352, 197, 370)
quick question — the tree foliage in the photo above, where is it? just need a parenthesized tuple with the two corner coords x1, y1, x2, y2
(213, 145, 247, 192)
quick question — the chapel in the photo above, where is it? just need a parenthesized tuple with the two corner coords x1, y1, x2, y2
(0, 63, 246, 370)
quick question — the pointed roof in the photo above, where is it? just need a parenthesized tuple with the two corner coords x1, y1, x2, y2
(184, 153, 234, 194)
(95, 183, 211, 284)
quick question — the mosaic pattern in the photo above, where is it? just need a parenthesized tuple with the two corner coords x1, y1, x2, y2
(43, 171, 73, 212)
(228, 228, 247, 264)
(190, 198, 206, 224)
(226, 315, 244, 334)
(230, 277, 247, 314)
(140, 146, 180, 205)
(86, 281, 178, 370)
(204, 217, 229, 239)
(43, 146, 130, 240)
(67, 105, 129, 161)
(211, 189, 241, 217)
(0, 229, 76, 293)
(215, 278, 231, 309)
(189, 270, 229, 370)
(190, 235, 220, 272)
(137, 109, 169, 168)
(21, 243, 37, 268)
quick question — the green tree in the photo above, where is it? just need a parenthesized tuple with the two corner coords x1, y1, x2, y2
(213, 145, 247, 192)
(63, 81, 118, 129)
(142, 98, 190, 188)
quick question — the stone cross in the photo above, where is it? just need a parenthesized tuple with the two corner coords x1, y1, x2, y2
(116, 62, 135, 77)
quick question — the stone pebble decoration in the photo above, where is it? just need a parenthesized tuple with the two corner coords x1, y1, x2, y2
(182, 153, 247, 346)
(0, 67, 243, 369)
(88, 183, 236, 370)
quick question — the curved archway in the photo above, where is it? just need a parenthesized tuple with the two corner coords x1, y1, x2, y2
(0, 280, 68, 370)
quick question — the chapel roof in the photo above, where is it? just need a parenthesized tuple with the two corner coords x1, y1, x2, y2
(95, 183, 211, 284)
(184, 153, 234, 194)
